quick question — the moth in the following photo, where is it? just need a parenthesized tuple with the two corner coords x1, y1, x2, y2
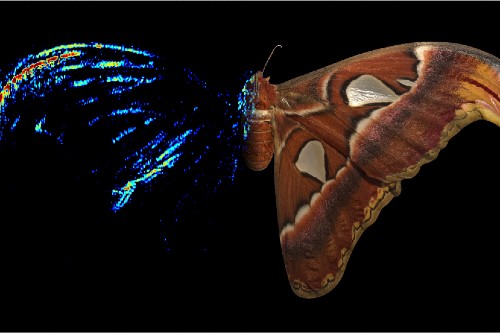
(239, 42, 500, 299)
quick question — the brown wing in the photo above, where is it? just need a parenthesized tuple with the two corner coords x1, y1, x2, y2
(271, 42, 500, 298)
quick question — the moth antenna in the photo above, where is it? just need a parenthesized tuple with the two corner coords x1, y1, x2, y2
(262, 44, 282, 76)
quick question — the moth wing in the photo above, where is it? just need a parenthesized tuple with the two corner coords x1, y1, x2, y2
(274, 113, 400, 298)
(271, 42, 500, 298)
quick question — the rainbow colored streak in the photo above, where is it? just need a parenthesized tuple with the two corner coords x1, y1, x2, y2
(0, 50, 81, 110)
(111, 129, 194, 211)
(0, 41, 157, 105)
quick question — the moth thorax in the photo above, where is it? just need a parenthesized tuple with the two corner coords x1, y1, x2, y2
(241, 108, 274, 171)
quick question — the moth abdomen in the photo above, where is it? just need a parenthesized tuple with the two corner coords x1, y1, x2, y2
(241, 110, 274, 171)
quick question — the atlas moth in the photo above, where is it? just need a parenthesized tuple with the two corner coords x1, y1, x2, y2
(239, 42, 500, 299)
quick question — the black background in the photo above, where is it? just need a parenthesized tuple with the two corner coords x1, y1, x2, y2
(1, 1, 500, 331)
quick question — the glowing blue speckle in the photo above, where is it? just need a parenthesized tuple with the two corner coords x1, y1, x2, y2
(73, 78, 95, 87)
(113, 127, 137, 144)
(10, 116, 20, 131)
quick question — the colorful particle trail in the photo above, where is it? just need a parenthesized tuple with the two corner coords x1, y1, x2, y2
(0, 42, 242, 252)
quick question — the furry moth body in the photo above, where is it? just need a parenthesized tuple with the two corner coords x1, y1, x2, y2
(240, 42, 500, 298)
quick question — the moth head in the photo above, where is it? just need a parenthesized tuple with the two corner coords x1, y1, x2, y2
(238, 71, 274, 112)
(238, 71, 275, 171)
